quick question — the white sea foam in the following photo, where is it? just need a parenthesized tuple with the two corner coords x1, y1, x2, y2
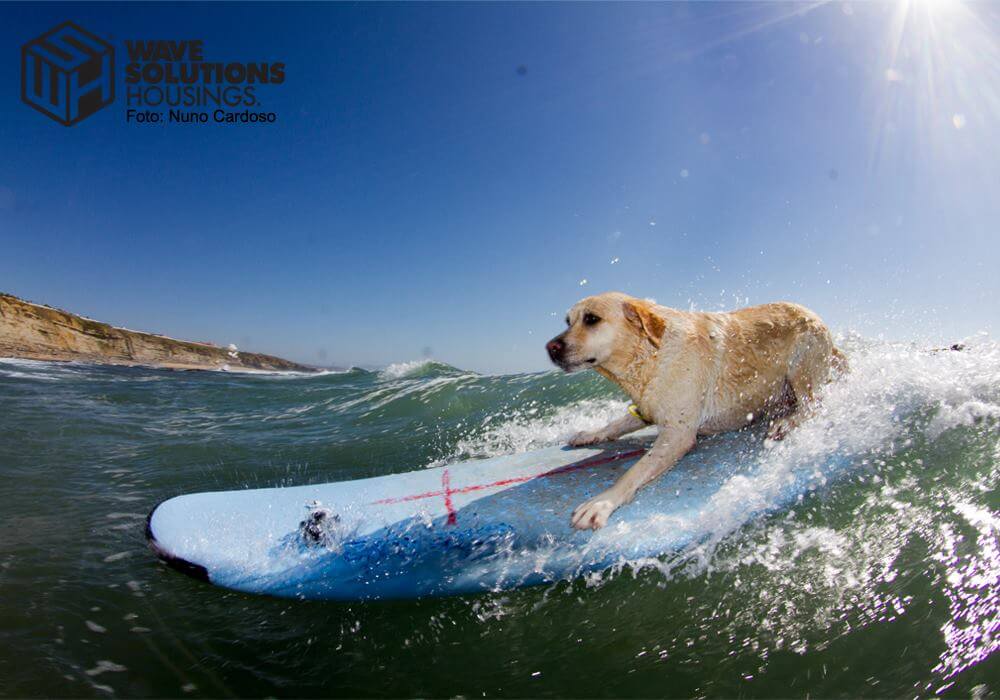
(85, 660, 127, 676)
(380, 359, 438, 379)
(0, 357, 90, 381)
(210, 366, 340, 377)
(441, 398, 630, 464)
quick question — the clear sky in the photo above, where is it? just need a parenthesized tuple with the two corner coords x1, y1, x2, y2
(1, 1, 998, 373)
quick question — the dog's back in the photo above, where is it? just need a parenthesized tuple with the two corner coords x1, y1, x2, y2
(688, 302, 841, 434)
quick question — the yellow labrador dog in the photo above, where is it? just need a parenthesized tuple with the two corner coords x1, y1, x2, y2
(546, 292, 846, 531)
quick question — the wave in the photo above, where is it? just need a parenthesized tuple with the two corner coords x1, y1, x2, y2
(0, 356, 105, 381)
(379, 359, 473, 380)
(223, 366, 361, 379)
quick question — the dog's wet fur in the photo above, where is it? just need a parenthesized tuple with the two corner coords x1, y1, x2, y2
(546, 292, 846, 530)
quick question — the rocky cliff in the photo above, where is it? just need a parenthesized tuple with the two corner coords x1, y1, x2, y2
(0, 293, 314, 372)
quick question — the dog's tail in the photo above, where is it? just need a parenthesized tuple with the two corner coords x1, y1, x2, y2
(829, 343, 964, 378)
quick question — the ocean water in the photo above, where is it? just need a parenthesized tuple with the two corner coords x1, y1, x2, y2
(0, 337, 997, 697)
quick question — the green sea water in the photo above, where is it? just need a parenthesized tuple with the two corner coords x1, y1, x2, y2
(0, 338, 997, 697)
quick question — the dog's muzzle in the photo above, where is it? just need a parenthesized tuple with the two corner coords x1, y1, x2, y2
(546, 336, 566, 365)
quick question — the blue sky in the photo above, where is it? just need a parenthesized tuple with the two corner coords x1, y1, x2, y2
(1, 1, 998, 373)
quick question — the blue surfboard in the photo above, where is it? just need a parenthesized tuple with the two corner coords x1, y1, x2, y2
(146, 428, 842, 600)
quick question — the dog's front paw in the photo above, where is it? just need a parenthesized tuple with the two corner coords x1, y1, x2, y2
(571, 495, 619, 530)
(568, 430, 607, 447)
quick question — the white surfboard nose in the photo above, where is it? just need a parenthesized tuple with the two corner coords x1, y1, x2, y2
(146, 499, 211, 583)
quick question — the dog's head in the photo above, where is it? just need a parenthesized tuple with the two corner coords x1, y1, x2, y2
(546, 292, 665, 372)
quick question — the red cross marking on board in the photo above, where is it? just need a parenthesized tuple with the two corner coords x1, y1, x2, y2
(370, 448, 646, 525)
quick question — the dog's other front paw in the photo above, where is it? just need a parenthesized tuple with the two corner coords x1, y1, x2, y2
(571, 495, 619, 530)
(568, 430, 608, 447)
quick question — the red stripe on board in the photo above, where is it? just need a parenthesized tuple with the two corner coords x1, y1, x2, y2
(442, 469, 458, 525)
(369, 448, 646, 514)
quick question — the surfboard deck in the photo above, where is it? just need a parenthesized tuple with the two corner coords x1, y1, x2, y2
(146, 428, 812, 600)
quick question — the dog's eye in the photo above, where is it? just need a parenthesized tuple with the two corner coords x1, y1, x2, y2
(583, 313, 600, 326)
(565, 315, 571, 326)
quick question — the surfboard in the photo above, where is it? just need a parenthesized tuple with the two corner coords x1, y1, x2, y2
(146, 428, 832, 600)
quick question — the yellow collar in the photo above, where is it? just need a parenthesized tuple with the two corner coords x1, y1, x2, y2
(628, 403, 652, 424)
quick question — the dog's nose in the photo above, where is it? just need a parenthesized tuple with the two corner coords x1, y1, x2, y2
(546, 338, 565, 361)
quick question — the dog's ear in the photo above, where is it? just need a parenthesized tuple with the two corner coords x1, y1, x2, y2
(622, 299, 665, 348)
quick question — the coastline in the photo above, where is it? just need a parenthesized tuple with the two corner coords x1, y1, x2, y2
(0, 352, 312, 374)
(0, 293, 316, 373)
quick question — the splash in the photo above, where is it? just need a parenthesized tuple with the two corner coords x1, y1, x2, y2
(440, 398, 630, 464)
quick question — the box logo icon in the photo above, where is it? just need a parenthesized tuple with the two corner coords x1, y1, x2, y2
(21, 22, 114, 126)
